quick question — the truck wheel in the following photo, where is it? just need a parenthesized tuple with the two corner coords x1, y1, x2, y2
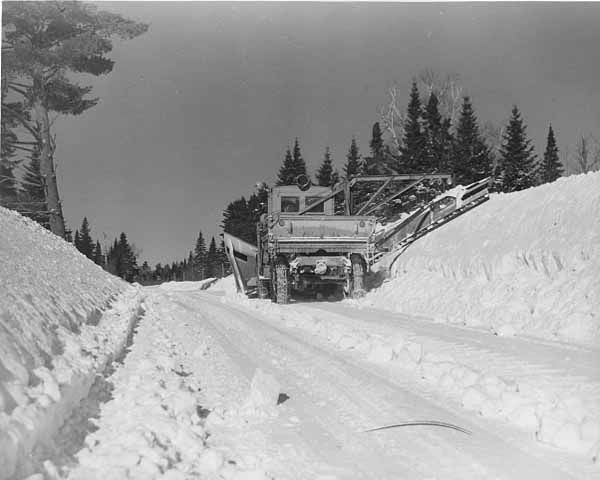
(351, 256, 366, 299)
(275, 263, 290, 304)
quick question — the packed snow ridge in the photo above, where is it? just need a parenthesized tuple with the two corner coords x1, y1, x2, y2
(0, 207, 142, 480)
(366, 171, 600, 345)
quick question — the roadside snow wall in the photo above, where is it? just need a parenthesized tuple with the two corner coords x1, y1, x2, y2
(363, 172, 600, 345)
(0, 208, 140, 479)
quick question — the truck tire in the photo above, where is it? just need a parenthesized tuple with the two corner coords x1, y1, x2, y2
(275, 263, 290, 304)
(351, 256, 366, 299)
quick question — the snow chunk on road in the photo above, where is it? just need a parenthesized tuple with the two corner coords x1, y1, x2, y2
(209, 275, 237, 295)
(240, 369, 282, 419)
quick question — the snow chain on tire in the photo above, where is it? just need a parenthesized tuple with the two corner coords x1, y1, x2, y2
(351, 259, 366, 299)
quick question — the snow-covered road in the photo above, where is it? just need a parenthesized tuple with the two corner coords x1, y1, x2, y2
(66, 285, 599, 479)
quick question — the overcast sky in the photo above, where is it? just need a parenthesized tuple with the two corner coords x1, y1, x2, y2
(51, 2, 600, 266)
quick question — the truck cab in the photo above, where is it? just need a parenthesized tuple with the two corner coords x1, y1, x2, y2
(270, 185, 335, 216)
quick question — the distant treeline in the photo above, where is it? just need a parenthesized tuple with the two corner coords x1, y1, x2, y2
(220, 79, 571, 247)
(61, 216, 231, 285)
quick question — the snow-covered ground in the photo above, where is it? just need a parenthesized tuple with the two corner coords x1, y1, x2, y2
(366, 171, 600, 345)
(65, 283, 596, 479)
(0, 208, 142, 480)
(1, 173, 599, 479)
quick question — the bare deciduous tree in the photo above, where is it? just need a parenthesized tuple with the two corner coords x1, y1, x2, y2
(569, 134, 600, 174)
(378, 70, 463, 154)
(378, 84, 406, 153)
(480, 120, 505, 173)
(417, 69, 463, 126)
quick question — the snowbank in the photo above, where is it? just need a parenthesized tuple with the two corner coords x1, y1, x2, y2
(208, 275, 237, 295)
(0, 208, 141, 479)
(363, 172, 600, 345)
(157, 278, 218, 292)
(66, 295, 272, 480)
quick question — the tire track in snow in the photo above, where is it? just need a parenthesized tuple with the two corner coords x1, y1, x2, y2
(177, 292, 580, 479)
(263, 300, 599, 476)
(171, 296, 393, 479)
(299, 303, 600, 424)
(164, 293, 355, 479)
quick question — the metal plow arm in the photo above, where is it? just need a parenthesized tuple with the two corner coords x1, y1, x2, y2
(372, 176, 491, 270)
(223, 233, 258, 295)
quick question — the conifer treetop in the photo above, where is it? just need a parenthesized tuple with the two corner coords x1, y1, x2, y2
(498, 105, 538, 192)
(344, 137, 361, 178)
(452, 96, 492, 184)
(540, 124, 563, 184)
(399, 81, 425, 172)
(316, 146, 338, 186)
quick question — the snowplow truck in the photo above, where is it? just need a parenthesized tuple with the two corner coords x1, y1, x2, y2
(223, 172, 481, 304)
(256, 175, 375, 303)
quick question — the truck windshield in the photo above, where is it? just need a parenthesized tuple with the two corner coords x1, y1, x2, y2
(305, 196, 325, 213)
(281, 196, 300, 212)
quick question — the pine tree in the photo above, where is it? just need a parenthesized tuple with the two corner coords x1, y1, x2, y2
(247, 183, 269, 226)
(194, 231, 207, 280)
(206, 237, 218, 278)
(292, 138, 307, 179)
(117, 232, 138, 282)
(276, 147, 296, 186)
(105, 234, 137, 281)
(316, 147, 339, 186)
(106, 238, 118, 275)
(222, 197, 256, 245)
(2, 2, 147, 239)
(399, 81, 425, 172)
(180, 259, 187, 281)
(78, 217, 95, 260)
(140, 261, 151, 283)
(423, 92, 445, 172)
(74, 230, 81, 251)
(453, 97, 492, 185)
(440, 118, 454, 173)
(344, 137, 361, 178)
(363, 123, 390, 175)
(154, 263, 163, 281)
(187, 251, 194, 281)
(498, 106, 538, 192)
(540, 124, 563, 184)
(93, 240, 104, 267)
(162, 264, 172, 282)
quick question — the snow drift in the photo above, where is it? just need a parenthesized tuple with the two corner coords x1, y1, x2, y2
(362, 172, 600, 345)
(0, 208, 141, 479)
